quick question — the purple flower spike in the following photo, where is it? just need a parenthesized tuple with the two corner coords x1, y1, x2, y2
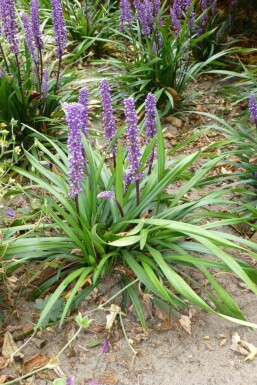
(145, 93, 157, 168)
(0, 0, 20, 54)
(42, 68, 49, 97)
(97, 191, 115, 200)
(50, 0, 67, 58)
(78, 88, 89, 137)
(6, 210, 15, 217)
(66, 378, 75, 385)
(22, 13, 36, 59)
(99, 80, 117, 154)
(124, 97, 143, 186)
(30, 0, 43, 49)
(119, 0, 132, 32)
(249, 93, 257, 128)
(64, 102, 88, 197)
(152, 0, 161, 17)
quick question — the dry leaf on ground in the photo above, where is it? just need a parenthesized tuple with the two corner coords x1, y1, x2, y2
(99, 373, 118, 384)
(230, 333, 257, 361)
(24, 353, 50, 373)
(179, 315, 192, 334)
(106, 304, 121, 330)
(1, 331, 23, 368)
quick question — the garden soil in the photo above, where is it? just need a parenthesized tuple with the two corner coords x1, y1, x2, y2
(2, 75, 257, 385)
(2, 277, 257, 385)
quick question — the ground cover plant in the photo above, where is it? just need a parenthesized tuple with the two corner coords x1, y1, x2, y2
(96, 0, 242, 111)
(0, 0, 76, 146)
(1, 0, 257, 384)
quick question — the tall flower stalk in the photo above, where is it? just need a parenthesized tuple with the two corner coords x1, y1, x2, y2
(145, 92, 157, 174)
(124, 97, 143, 205)
(99, 80, 117, 167)
(0, 0, 27, 114)
(50, 0, 67, 93)
(64, 102, 88, 198)
(249, 93, 257, 128)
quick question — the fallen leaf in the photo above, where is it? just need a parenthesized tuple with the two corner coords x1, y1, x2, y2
(157, 319, 173, 331)
(166, 89, 181, 104)
(240, 340, 257, 361)
(230, 333, 252, 357)
(24, 353, 50, 373)
(106, 304, 121, 330)
(220, 339, 227, 347)
(0, 375, 8, 384)
(105, 352, 116, 363)
(99, 373, 118, 384)
(179, 315, 191, 334)
(2, 331, 23, 367)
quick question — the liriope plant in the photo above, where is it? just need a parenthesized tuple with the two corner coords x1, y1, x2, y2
(2, 81, 257, 330)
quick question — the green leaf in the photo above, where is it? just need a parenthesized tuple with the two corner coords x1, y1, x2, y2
(35, 295, 64, 327)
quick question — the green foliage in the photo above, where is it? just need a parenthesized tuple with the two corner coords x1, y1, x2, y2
(2, 96, 257, 330)
(0, 1, 76, 147)
(35, 295, 65, 327)
(64, 0, 117, 61)
(100, 0, 234, 111)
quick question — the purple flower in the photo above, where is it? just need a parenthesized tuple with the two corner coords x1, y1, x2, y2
(119, 0, 132, 31)
(42, 68, 49, 97)
(97, 191, 115, 200)
(88, 381, 98, 385)
(170, 0, 195, 34)
(0, 70, 4, 78)
(97, 191, 124, 216)
(99, 80, 117, 154)
(134, 0, 152, 36)
(145, 93, 157, 167)
(30, 0, 43, 49)
(0, 0, 19, 54)
(249, 93, 257, 128)
(200, 0, 216, 26)
(170, 6, 181, 35)
(78, 88, 89, 137)
(50, 0, 67, 58)
(22, 13, 36, 59)
(100, 338, 109, 354)
(66, 378, 74, 385)
(6, 210, 15, 217)
(152, 0, 161, 17)
(64, 102, 88, 197)
(124, 97, 143, 186)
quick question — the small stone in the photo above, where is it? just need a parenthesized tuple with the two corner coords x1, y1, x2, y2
(32, 337, 46, 349)
(165, 116, 183, 128)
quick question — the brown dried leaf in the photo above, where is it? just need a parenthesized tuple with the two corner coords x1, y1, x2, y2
(249, 155, 257, 165)
(163, 133, 176, 140)
(99, 373, 118, 384)
(2, 331, 23, 365)
(24, 353, 50, 373)
(106, 304, 121, 330)
(0, 375, 8, 384)
(157, 319, 173, 331)
(178, 315, 191, 334)
(166, 88, 181, 103)
(230, 333, 249, 356)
